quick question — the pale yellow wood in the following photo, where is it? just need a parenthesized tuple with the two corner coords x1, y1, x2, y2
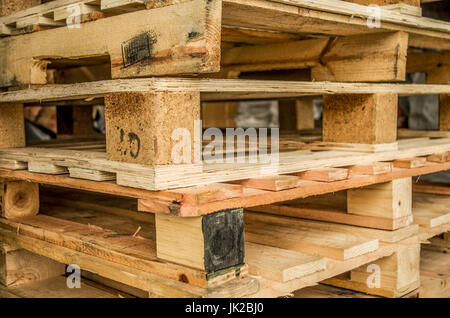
(348, 178, 412, 219)
(245, 242, 325, 282)
(0, 243, 65, 287)
(0, 180, 39, 219)
(324, 243, 421, 297)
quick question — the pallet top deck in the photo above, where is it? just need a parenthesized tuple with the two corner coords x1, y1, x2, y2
(1, 78, 450, 104)
(1, 0, 450, 39)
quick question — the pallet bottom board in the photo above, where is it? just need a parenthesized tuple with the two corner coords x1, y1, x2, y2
(0, 275, 127, 298)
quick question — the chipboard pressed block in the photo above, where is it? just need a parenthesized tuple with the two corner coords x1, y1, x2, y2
(347, 178, 412, 219)
(322, 93, 398, 145)
(155, 209, 245, 273)
(0, 103, 25, 149)
(105, 91, 201, 166)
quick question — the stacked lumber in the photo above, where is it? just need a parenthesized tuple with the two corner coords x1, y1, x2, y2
(0, 0, 449, 298)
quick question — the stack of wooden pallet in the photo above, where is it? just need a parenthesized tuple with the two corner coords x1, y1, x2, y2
(0, 0, 449, 298)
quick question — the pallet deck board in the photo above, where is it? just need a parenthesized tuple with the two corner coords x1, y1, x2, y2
(1, 79, 450, 104)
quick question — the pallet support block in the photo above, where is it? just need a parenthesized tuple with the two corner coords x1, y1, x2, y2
(347, 178, 412, 219)
(0, 103, 25, 149)
(0, 242, 65, 287)
(324, 243, 420, 298)
(105, 91, 200, 165)
(0, 180, 39, 219)
(322, 93, 398, 144)
(155, 209, 245, 273)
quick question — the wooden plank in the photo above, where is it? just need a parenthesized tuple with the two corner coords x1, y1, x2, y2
(311, 32, 408, 82)
(105, 92, 200, 165)
(247, 204, 413, 230)
(322, 93, 398, 144)
(0, 158, 27, 170)
(28, 161, 68, 174)
(296, 168, 349, 182)
(0, 242, 65, 287)
(0, 275, 128, 298)
(229, 175, 300, 191)
(245, 210, 418, 243)
(324, 243, 421, 298)
(308, 142, 398, 153)
(0, 226, 259, 297)
(0, 213, 246, 288)
(412, 192, 450, 227)
(349, 162, 393, 175)
(0, 180, 39, 219)
(16, 15, 64, 28)
(1, 79, 450, 104)
(427, 152, 449, 163)
(347, 178, 412, 219)
(345, 0, 420, 7)
(245, 242, 326, 283)
(245, 213, 379, 261)
(69, 167, 116, 181)
(393, 157, 427, 168)
(419, 249, 450, 298)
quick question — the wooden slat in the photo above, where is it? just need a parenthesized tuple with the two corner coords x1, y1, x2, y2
(1, 79, 450, 103)
(247, 204, 413, 230)
(245, 242, 326, 282)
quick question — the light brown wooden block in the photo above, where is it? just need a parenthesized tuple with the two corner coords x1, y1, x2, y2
(295, 98, 315, 130)
(0, 103, 25, 149)
(393, 157, 426, 168)
(105, 91, 200, 165)
(311, 32, 408, 82)
(322, 93, 398, 144)
(0, 180, 39, 219)
(155, 209, 244, 272)
(231, 175, 300, 191)
(349, 162, 393, 175)
(427, 152, 449, 163)
(347, 178, 412, 219)
(324, 243, 420, 298)
(297, 168, 349, 182)
(0, 242, 64, 287)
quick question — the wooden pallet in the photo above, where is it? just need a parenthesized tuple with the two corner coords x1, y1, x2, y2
(0, 178, 448, 297)
(0, 0, 450, 87)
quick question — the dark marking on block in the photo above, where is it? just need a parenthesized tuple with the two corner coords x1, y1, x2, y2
(188, 31, 200, 40)
(128, 132, 141, 159)
(202, 208, 245, 273)
(121, 32, 157, 68)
